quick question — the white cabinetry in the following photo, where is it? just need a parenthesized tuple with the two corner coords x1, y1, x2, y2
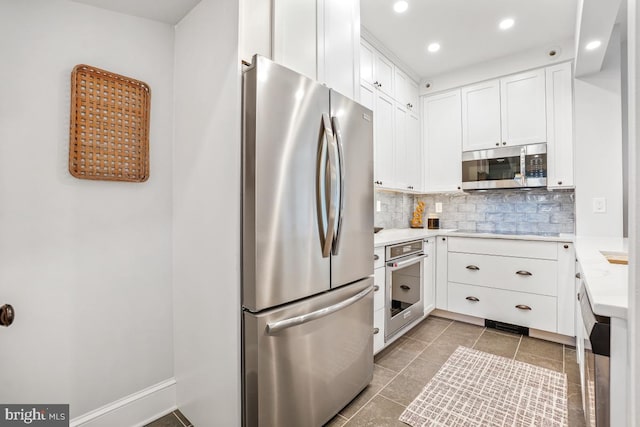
(545, 62, 574, 188)
(360, 40, 393, 97)
(423, 90, 462, 192)
(244, 0, 359, 100)
(435, 236, 448, 309)
(394, 106, 422, 191)
(374, 92, 396, 188)
(373, 247, 385, 354)
(461, 69, 546, 151)
(461, 79, 502, 151)
(395, 68, 419, 113)
(423, 238, 436, 314)
(445, 237, 575, 335)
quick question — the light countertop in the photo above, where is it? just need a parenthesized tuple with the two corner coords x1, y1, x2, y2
(374, 229, 450, 247)
(574, 236, 628, 319)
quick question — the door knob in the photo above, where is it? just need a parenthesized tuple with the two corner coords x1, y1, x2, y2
(0, 304, 15, 327)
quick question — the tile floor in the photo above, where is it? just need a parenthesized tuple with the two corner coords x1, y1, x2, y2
(145, 409, 192, 427)
(325, 316, 586, 427)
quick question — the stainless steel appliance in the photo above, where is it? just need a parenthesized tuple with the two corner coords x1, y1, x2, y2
(461, 143, 547, 190)
(385, 240, 426, 340)
(579, 283, 610, 427)
(242, 55, 374, 427)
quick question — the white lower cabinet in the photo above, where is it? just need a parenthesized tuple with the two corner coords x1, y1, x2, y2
(373, 266, 385, 311)
(373, 308, 385, 354)
(373, 262, 385, 354)
(444, 237, 575, 336)
(423, 238, 436, 314)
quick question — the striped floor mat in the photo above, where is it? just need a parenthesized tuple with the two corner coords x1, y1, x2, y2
(399, 346, 568, 426)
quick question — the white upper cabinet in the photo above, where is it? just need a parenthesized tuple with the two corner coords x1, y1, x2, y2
(545, 62, 574, 188)
(393, 107, 421, 191)
(374, 91, 395, 188)
(500, 69, 547, 146)
(461, 80, 502, 151)
(394, 68, 419, 113)
(461, 70, 547, 151)
(272, 0, 318, 81)
(406, 112, 422, 191)
(423, 90, 462, 192)
(360, 40, 394, 97)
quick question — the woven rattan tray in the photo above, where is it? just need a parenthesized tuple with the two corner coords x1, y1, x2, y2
(69, 64, 151, 182)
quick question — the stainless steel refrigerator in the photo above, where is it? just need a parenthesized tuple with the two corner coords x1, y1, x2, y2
(242, 55, 374, 427)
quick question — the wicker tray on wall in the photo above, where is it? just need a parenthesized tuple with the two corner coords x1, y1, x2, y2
(69, 64, 151, 182)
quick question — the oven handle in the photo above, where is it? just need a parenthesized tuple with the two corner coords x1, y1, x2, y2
(266, 286, 373, 334)
(387, 254, 428, 271)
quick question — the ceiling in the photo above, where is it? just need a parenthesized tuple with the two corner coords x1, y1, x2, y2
(361, 0, 578, 78)
(71, 0, 202, 25)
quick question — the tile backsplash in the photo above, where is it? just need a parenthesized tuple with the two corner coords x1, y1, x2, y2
(374, 188, 575, 234)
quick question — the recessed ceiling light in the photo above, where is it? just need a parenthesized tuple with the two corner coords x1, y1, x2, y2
(585, 40, 602, 50)
(427, 43, 441, 53)
(499, 18, 515, 30)
(393, 1, 408, 13)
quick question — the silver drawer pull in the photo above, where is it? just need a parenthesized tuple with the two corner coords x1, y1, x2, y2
(373, 327, 380, 335)
(374, 285, 380, 292)
(400, 285, 411, 290)
(465, 296, 479, 302)
(466, 265, 480, 271)
(374, 254, 380, 261)
(515, 304, 532, 310)
(515, 270, 532, 276)
(575, 272, 581, 279)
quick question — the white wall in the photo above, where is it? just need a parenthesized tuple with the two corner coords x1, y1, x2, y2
(574, 28, 624, 237)
(419, 38, 575, 95)
(0, 0, 175, 419)
(172, 0, 242, 425)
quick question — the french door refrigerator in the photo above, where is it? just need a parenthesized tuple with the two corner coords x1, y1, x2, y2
(242, 55, 374, 427)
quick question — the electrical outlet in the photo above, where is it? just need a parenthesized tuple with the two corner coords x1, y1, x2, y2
(376, 200, 381, 212)
(593, 197, 606, 213)
(435, 202, 443, 213)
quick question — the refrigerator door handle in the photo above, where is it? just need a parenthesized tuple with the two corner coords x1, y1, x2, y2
(331, 116, 345, 255)
(321, 113, 338, 258)
(266, 285, 373, 334)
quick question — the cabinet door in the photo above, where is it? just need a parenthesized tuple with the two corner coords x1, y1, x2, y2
(360, 41, 375, 86)
(423, 238, 436, 314)
(500, 69, 547, 146)
(407, 79, 419, 113)
(423, 90, 462, 192)
(436, 236, 448, 309)
(461, 79, 501, 151)
(374, 54, 394, 97)
(546, 62, 574, 188)
(407, 113, 422, 191)
(272, 0, 318, 80)
(359, 83, 375, 111)
(322, 0, 358, 99)
(394, 68, 408, 105)
(374, 92, 395, 188)
(393, 104, 409, 190)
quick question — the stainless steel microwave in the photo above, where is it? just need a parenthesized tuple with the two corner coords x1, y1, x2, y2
(461, 143, 547, 190)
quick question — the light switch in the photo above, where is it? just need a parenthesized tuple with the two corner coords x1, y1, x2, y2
(376, 200, 381, 212)
(593, 198, 606, 213)
(435, 202, 443, 213)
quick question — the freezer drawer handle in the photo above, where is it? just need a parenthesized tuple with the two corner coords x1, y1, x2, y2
(266, 286, 373, 334)
(465, 296, 479, 302)
(465, 265, 480, 271)
(515, 270, 532, 276)
(515, 304, 532, 311)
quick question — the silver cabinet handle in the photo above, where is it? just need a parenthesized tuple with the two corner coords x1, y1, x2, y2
(374, 285, 380, 292)
(373, 327, 380, 335)
(373, 254, 380, 261)
(466, 265, 480, 271)
(465, 296, 479, 302)
(576, 272, 581, 279)
(515, 304, 532, 310)
(0, 304, 15, 327)
(267, 286, 373, 334)
(400, 285, 411, 290)
(331, 116, 345, 256)
(387, 254, 428, 271)
(515, 270, 532, 276)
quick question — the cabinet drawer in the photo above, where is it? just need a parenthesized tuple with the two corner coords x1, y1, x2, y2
(374, 267, 385, 311)
(374, 247, 385, 269)
(448, 237, 558, 260)
(448, 282, 557, 333)
(448, 252, 558, 296)
(373, 308, 385, 354)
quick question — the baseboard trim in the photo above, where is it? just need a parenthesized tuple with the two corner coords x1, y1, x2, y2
(70, 378, 177, 427)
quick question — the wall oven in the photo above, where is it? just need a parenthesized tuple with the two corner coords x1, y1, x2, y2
(462, 143, 547, 190)
(385, 240, 426, 340)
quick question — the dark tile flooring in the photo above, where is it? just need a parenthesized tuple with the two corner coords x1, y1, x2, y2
(145, 409, 192, 427)
(325, 316, 586, 427)
(148, 316, 585, 427)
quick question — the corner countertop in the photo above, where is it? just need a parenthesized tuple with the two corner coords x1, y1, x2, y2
(374, 228, 449, 247)
(574, 236, 628, 319)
